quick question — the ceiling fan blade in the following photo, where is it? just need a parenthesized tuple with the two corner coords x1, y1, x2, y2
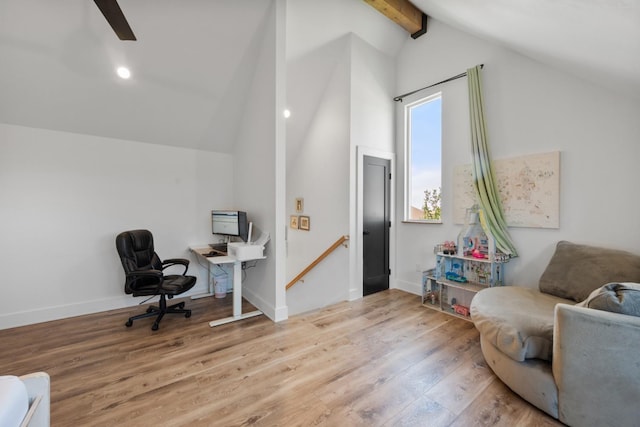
(93, 0, 137, 41)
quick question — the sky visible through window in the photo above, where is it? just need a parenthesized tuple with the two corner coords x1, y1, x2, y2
(410, 96, 442, 212)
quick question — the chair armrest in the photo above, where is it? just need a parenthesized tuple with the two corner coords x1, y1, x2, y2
(162, 258, 189, 275)
(126, 270, 163, 279)
(553, 304, 640, 427)
(125, 270, 163, 293)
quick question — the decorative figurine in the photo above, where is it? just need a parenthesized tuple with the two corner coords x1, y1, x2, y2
(472, 248, 486, 259)
(443, 240, 457, 255)
(452, 304, 470, 317)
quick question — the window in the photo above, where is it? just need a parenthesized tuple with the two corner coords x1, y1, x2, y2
(405, 92, 442, 222)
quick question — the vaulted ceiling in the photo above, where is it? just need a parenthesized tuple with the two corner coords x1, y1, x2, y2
(0, 0, 273, 153)
(374, 0, 640, 99)
(1, 0, 638, 155)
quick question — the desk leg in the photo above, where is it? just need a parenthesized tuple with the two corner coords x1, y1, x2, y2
(209, 261, 262, 327)
(191, 257, 215, 299)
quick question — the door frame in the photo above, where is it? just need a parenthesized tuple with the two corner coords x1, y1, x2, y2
(352, 146, 395, 300)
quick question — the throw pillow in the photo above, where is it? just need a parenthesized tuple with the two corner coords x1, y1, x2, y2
(538, 241, 640, 302)
(577, 282, 640, 316)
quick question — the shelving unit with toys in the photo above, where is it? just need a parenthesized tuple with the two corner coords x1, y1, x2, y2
(422, 206, 509, 321)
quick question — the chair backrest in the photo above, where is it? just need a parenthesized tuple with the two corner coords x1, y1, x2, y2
(115, 230, 163, 294)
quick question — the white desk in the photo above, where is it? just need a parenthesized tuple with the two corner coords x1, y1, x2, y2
(190, 246, 264, 327)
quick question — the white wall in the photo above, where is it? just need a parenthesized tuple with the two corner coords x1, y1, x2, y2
(285, 36, 351, 315)
(349, 34, 397, 299)
(350, 34, 396, 155)
(394, 19, 640, 294)
(232, 0, 287, 322)
(283, 0, 402, 315)
(1, 0, 408, 328)
(0, 0, 286, 330)
(0, 123, 233, 329)
(285, 32, 398, 315)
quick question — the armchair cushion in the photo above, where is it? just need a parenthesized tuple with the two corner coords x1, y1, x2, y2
(576, 282, 640, 316)
(471, 286, 572, 362)
(539, 241, 640, 302)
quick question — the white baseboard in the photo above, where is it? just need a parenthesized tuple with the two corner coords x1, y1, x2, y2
(348, 287, 361, 301)
(0, 279, 420, 330)
(0, 282, 210, 330)
(393, 279, 421, 296)
(242, 286, 281, 322)
(347, 279, 419, 300)
(272, 304, 288, 323)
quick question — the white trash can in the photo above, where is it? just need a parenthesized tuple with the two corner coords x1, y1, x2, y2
(213, 270, 228, 298)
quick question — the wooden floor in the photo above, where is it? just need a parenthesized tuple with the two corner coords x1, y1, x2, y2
(0, 290, 563, 427)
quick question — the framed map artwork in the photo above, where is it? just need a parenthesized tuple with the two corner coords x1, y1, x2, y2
(453, 151, 560, 228)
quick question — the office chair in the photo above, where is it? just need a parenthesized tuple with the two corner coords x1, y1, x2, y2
(115, 229, 197, 330)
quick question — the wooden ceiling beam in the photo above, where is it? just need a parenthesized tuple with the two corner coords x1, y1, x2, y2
(363, 0, 427, 39)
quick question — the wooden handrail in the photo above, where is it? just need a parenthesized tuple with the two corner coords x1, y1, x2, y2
(286, 235, 349, 290)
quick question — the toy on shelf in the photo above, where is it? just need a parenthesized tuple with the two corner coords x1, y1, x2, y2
(452, 304, 470, 317)
(434, 240, 457, 255)
(422, 204, 509, 322)
(457, 204, 509, 262)
(445, 272, 468, 283)
(443, 240, 457, 255)
(424, 291, 438, 305)
(494, 252, 510, 262)
(458, 205, 489, 258)
(472, 249, 486, 259)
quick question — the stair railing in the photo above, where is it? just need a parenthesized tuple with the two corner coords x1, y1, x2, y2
(286, 235, 350, 290)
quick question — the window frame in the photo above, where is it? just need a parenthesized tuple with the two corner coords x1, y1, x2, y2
(403, 92, 443, 224)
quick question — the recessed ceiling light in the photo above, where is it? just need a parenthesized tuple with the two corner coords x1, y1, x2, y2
(283, 109, 291, 118)
(116, 66, 131, 79)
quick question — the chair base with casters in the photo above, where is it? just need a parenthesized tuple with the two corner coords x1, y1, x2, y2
(126, 294, 192, 331)
(116, 229, 197, 331)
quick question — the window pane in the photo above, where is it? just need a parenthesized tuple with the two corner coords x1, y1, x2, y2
(407, 94, 442, 221)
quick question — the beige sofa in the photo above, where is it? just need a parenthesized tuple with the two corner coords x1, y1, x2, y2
(471, 241, 640, 427)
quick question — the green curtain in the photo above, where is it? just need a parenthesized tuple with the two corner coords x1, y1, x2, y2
(467, 65, 518, 257)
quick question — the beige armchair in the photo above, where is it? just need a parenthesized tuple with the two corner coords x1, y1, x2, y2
(472, 241, 640, 426)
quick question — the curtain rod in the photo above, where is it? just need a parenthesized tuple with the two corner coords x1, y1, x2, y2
(393, 64, 484, 102)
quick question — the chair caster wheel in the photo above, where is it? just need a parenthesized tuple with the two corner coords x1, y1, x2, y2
(152, 323, 159, 331)
(185, 311, 192, 318)
(125, 320, 133, 327)
(178, 302, 185, 309)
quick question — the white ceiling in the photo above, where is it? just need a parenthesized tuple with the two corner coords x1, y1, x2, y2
(412, 0, 640, 99)
(1, 0, 638, 154)
(0, 0, 272, 153)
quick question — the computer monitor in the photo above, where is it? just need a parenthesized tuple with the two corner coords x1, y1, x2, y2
(211, 210, 249, 242)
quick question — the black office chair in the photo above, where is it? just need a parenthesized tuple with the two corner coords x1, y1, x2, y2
(116, 229, 197, 330)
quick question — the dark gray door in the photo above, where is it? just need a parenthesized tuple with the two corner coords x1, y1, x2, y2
(363, 155, 390, 296)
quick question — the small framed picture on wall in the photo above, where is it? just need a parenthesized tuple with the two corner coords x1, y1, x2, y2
(290, 215, 299, 229)
(295, 198, 304, 213)
(299, 216, 310, 231)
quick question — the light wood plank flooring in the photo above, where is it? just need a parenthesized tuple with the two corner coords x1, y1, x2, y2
(0, 290, 562, 426)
